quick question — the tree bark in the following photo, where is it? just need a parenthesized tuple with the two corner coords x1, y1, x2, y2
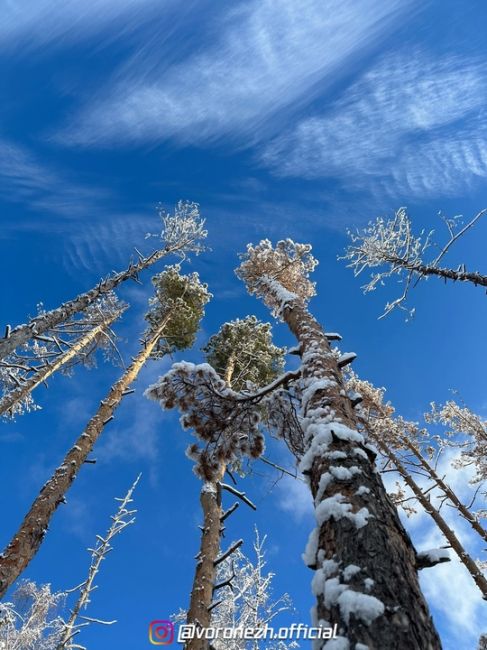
(387, 257, 487, 288)
(375, 438, 487, 599)
(0, 246, 171, 362)
(267, 286, 441, 649)
(186, 359, 236, 650)
(0, 315, 171, 599)
(186, 480, 223, 650)
(0, 310, 122, 417)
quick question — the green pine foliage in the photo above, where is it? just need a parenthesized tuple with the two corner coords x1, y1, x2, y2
(145, 265, 211, 357)
(203, 315, 285, 390)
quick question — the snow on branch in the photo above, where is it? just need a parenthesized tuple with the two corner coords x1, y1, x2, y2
(416, 548, 450, 570)
(145, 200, 208, 258)
(145, 362, 265, 481)
(236, 239, 317, 318)
(342, 207, 487, 319)
(57, 475, 141, 649)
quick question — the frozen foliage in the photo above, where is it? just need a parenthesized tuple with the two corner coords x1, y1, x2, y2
(343, 207, 487, 318)
(145, 200, 208, 258)
(174, 529, 299, 650)
(350, 373, 487, 523)
(0, 478, 139, 650)
(236, 239, 318, 318)
(145, 362, 265, 480)
(202, 315, 285, 391)
(426, 400, 487, 483)
(0, 292, 126, 419)
(145, 265, 211, 357)
(58, 475, 140, 649)
(0, 581, 65, 649)
(262, 387, 305, 458)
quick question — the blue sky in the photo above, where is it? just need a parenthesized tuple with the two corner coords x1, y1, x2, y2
(1, 1, 487, 648)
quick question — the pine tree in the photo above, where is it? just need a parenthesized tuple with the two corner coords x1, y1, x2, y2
(0, 200, 206, 361)
(146, 316, 285, 650)
(236, 239, 441, 649)
(0, 267, 210, 599)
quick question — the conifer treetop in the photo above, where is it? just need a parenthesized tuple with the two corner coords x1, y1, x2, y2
(146, 362, 265, 481)
(145, 265, 211, 357)
(202, 315, 285, 391)
(236, 239, 317, 318)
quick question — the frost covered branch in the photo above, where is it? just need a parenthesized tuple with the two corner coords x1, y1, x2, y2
(343, 207, 487, 318)
(145, 362, 265, 480)
(57, 475, 140, 649)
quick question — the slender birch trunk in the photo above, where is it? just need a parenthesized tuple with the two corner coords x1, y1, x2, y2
(0, 315, 171, 599)
(0, 247, 170, 362)
(266, 287, 441, 649)
(375, 438, 487, 598)
(0, 310, 122, 417)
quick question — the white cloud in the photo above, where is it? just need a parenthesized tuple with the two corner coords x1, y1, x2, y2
(0, 0, 165, 50)
(418, 529, 487, 650)
(58, 0, 411, 147)
(0, 137, 112, 218)
(277, 474, 314, 521)
(261, 50, 487, 199)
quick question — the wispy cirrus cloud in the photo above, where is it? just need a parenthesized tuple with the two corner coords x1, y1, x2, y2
(0, 137, 113, 219)
(261, 50, 487, 199)
(0, 0, 166, 51)
(57, 0, 413, 148)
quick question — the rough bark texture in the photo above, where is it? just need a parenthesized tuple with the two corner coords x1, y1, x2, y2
(0, 311, 121, 417)
(387, 257, 487, 288)
(0, 317, 170, 599)
(375, 438, 487, 599)
(0, 247, 170, 362)
(273, 289, 441, 650)
(186, 480, 223, 650)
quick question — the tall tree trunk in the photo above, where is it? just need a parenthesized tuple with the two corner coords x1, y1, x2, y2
(186, 361, 236, 650)
(0, 246, 171, 362)
(375, 438, 487, 599)
(0, 315, 171, 599)
(186, 479, 224, 650)
(0, 310, 122, 417)
(264, 284, 441, 649)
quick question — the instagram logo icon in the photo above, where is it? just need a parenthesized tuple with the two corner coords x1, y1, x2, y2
(149, 620, 174, 645)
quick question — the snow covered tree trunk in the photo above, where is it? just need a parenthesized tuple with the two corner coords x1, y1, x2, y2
(270, 289, 441, 649)
(375, 438, 487, 598)
(0, 310, 121, 417)
(0, 315, 171, 599)
(0, 248, 170, 362)
(186, 479, 224, 650)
